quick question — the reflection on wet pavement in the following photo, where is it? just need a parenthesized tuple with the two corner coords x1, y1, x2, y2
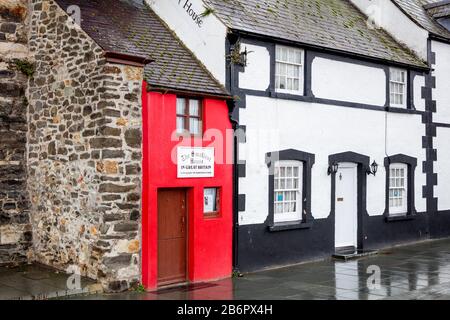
(0, 264, 97, 300)
(66, 239, 450, 300)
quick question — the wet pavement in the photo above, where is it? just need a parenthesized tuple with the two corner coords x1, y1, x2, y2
(0, 264, 99, 300)
(2, 239, 450, 300)
(65, 238, 450, 300)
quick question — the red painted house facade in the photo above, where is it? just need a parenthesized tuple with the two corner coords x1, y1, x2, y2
(142, 86, 233, 289)
(126, 4, 234, 290)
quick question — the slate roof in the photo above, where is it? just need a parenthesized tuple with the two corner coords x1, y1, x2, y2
(392, 0, 450, 39)
(203, 0, 427, 68)
(54, 0, 229, 97)
(424, 0, 450, 19)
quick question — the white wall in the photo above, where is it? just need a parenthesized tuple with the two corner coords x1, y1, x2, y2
(432, 40, 450, 124)
(238, 95, 427, 225)
(312, 58, 386, 106)
(239, 43, 271, 91)
(435, 127, 450, 211)
(350, 0, 429, 61)
(414, 75, 426, 112)
(146, 0, 228, 85)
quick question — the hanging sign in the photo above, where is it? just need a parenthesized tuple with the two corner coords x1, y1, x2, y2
(177, 147, 215, 178)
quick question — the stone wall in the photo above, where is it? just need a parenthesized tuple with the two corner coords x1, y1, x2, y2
(27, 0, 143, 291)
(0, 0, 32, 265)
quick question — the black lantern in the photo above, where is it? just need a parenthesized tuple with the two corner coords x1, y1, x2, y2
(328, 162, 339, 175)
(367, 161, 379, 176)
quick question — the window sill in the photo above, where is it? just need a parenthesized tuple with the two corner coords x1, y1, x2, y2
(385, 107, 421, 115)
(268, 221, 313, 232)
(274, 89, 304, 96)
(204, 214, 221, 220)
(385, 214, 415, 222)
(175, 133, 203, 139)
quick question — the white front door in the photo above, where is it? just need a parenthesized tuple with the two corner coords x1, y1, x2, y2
(335, 163, 358, 249)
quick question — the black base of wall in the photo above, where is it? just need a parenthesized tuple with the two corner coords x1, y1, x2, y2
(430, 210, 450, 240)
(237, 217, 334, 273)
(363, 213, 429, 251)
(236, 211, 450, 273)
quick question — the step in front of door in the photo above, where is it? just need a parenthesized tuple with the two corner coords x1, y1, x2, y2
(333, 247, 379, 261)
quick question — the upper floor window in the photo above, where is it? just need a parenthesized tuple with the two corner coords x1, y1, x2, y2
(275, 46, 304, 95)
(389, 163, 408, 215)
(176, 98, 202, 136)
(274, 160, 303, 223)
(389, 68, 407, 108)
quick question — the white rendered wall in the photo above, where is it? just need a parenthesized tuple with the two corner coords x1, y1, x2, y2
(312, 57, 386, 106)
(238, 43, 271, 91)
(350, 0, 429, 60)
(432, 41, 450, 124)
(414, 75, 426, 112)
(435, 128, 450, 211)
(146, 0, 228, 85)
(238, 96, 427, 226)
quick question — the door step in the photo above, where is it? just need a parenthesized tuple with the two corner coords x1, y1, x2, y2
(154, 282, 218, 294)
(333, 247, 379, 261)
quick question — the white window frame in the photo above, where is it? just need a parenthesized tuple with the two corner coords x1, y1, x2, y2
(275, 45, 304, 95)
(176, 97, 203, 136)
(389, 163, 408, 216)
(389, 68, 407, 108)
(273, 160, 303, 223)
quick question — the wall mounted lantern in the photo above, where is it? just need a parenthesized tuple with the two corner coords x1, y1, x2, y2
(240, 47, 249, 67)
(328, 162, 339, 176)
(367, 161, 379, 176)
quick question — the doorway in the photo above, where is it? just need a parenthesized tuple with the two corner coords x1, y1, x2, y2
(157, 189, 188, 287)
(334, 163, 358, 250)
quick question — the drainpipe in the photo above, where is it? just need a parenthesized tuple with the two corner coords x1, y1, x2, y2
(228, 100, 239, 273)
(225, 33, 241, 274)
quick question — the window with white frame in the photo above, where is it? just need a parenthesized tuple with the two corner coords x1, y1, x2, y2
(176, 97, 202, 136)
(274, 160, 303, 223)
(275, 46, 304, 94)
(389, 163, 408, 215)
(389, 68, 407, 107)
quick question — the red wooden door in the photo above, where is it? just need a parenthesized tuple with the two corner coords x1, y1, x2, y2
(157, 189, 187, 286)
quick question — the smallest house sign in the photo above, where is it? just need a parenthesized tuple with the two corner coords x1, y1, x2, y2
(177, 0, 204, 27)
(177, 147, 215, 178)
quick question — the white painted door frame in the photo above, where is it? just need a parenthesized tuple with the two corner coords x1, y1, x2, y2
(334, 162, 358, 249)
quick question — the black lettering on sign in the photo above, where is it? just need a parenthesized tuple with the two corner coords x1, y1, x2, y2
(178, 0, 204, 27)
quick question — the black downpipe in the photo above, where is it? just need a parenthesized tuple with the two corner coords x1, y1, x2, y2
(225, 34, 240, 273)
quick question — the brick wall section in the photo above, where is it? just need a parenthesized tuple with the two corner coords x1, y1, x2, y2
(27, 0, 143, 291)
(0, 0, 32, 265)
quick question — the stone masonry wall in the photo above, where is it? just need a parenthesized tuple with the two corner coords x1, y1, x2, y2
(0, 0, 32, 265)
(27, 0, 143, 291)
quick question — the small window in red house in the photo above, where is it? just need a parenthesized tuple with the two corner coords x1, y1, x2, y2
(176, 97, 203, 136)
(204, 188, 220, 218)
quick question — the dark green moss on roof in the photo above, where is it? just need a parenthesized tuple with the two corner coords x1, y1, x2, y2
(204, 0, 427, 68)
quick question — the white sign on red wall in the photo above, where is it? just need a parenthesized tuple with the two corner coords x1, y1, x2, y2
(177, 147, 215, 178)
